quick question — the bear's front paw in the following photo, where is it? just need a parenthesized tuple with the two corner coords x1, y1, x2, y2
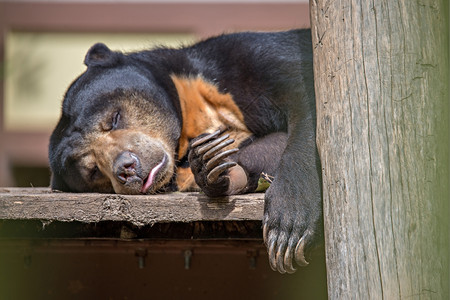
(263, 185, 322, 274)
(188, 129, 240, 196)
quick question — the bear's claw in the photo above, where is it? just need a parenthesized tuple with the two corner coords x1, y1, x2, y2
(206, 149, 239, 170)
(263, 220, 310, 274)
(191, 129, 223, 148)
(189, 129, 240, 196)
(295, 232, 310, 267)
(207, 161, 237, 184)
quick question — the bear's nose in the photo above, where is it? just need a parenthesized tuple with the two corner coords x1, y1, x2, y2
(113, 151, 142, 184)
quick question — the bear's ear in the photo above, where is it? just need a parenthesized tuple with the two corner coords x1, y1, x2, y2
(84, 43, 121, 67)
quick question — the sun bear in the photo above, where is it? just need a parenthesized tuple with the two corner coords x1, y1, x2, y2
(49, 29, 322, 274)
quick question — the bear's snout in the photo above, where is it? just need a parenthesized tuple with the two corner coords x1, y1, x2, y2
(103, 135, 174, 195)
(113, 151, 143, 185)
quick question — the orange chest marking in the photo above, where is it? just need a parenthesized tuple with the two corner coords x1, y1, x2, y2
(171, 75, 252, 159)
(171, 75, 253, 192)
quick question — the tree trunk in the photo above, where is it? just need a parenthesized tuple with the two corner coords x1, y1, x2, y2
(310, 0, 449, 299)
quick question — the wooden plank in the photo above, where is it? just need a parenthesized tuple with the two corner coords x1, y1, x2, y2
(0, 188, 265, 225)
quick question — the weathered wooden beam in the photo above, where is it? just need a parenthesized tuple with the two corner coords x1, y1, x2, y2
(0, 188, 264, 225)
(311, 0, 449, 298)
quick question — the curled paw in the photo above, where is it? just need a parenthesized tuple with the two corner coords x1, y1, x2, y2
(262, 187, 322, 274)
(263, 221, 313, 274)
(188, 129, 240, 196)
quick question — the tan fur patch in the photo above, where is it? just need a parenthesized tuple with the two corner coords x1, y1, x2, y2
(176, 167, 199, 191)
(171, 75, 253, 192)
(171, 75, 252, 159)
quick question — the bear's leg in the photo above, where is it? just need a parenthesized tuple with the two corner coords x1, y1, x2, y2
(263, 114, 323, 273)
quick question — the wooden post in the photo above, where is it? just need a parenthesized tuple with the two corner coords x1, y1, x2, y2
(310, 0, 449, 298)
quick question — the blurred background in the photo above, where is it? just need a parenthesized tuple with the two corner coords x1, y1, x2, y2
(0, 3, 330, 300)
(0, 0, 310, 187)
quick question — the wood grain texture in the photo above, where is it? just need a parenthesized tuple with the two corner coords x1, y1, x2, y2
(310, 0, 449, 298)
(0, 188, 264, 226)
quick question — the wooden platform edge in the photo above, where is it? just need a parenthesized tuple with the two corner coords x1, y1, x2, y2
(0, 188, 265, 226)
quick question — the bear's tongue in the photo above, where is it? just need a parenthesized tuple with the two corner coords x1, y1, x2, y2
(141, 155, 167, 193)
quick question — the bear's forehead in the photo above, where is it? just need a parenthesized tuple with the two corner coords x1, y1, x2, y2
(64, 66, 157, 114)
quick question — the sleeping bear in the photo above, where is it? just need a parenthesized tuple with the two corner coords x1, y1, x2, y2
(49, 29, 322, 274)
